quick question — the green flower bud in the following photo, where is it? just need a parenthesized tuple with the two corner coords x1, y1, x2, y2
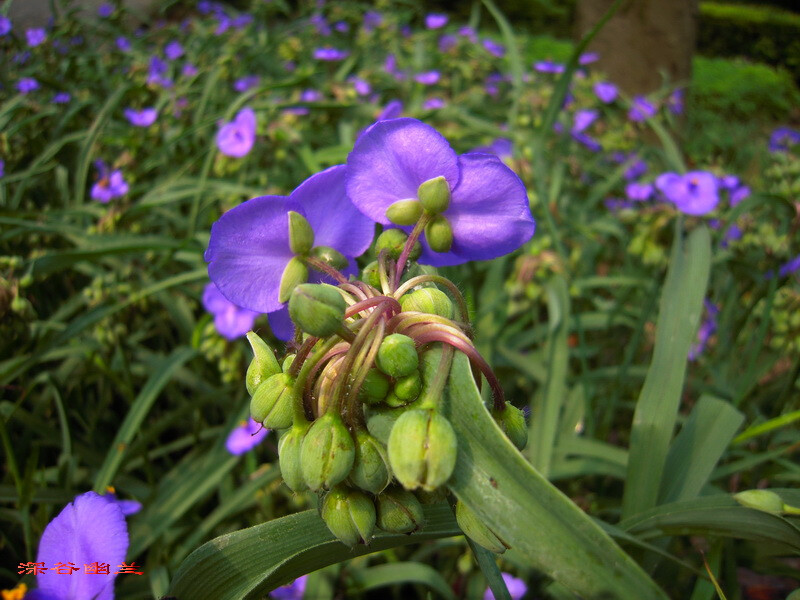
(399, 288, 453, 319)
(282, 354, 296, 372)
(358, 368, 391, 405)
(288, 211, 315, 255)
(386, 199, 423, 226)
(424, 215, 453, 253)
(375, 229, 421, 261)
(387, 409, 457, 491)
(455, 501, 508, 554)
(301, 412, 355, 491)
(364, 404, 405, 445)
(310, 245, 349, 271)
(279, 256, 309, 303)
(492, 403, 528, 451)
(278, 424, 308, 492)
(289, 283, 346, 338)
(245, 331, 281, 396)
(417, 176, 450, 214)
(384, 390, 409, 408)
(376, 333, 419, 378)
(376, 487, 425, 533)
(321, 485, 376, 546)
(734, 489, 785, 515)
(250, 373, 295, 429)
(350, 430, 392, 494)
(393, 372, 421, 402)
(363, 261, 382, 288)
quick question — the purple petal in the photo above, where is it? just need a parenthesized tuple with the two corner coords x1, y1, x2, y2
(268, 306, 295, 341)
(35, 491, 128, 600)
(205, 196, 298, 313)
(346, 118, 459, 225)
(289, 165, 374, 259)
(270, 575, 308, 599)
(484, 573, 527, 600)
(226, 418, 269, 455)
(217, 107, 256, 158)
(419, 153, 534, 266)
(203, 281, 260, 339)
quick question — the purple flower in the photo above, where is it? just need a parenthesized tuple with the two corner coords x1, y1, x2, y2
(423, 97, 445, 110)
(425, 13, 448, 29)
(124, 107, 158, 127)
(376, 99, 403, 121)
(313, 47, 349, 61)
(534, 59, 565, 74)
(721, 223, 742, 247)
(471, 138, 513, 160)
(91, 163, 129, 203)
(164, 40, 184, 60)
(346, 118, 535, 266)
(116, 36, 131, 51)
(689, 300, 719, 360)
(572, 109, 598, 133)
(482, 39, 505, 58)
(458, 26, 477, 43)
(415, 71, 441, 86)
(779, 254, 800, 277)
(594, 81, 618, 103)
(97, 3, 114, 17)
(231, 14, 253, 29)
(730, 185, 750, 206)
(310, 14, 331, 36)
(206, 165, 374, 313)
(484, 573, 527, 600)
(349, 77, 371, 96)
(625, 181, 653, 201)
(26, 28, 46, 47)
(182, 63, 198, 77)
(226, 418, 269, 455)
(439, 34, 458, 52)
(203, 282, 259, 339)
(17, 78, 39, 94)
(624, 158, 647, 181)
(629, 96, 657, 122)
(0, 159, 5, 178)
(769, 126, 800, 153)
(668, 88, 685, 115)
(52, 92, 71, 104)
(147, 55, 172, 88)
(363, 10, 382, 32)
(104, 489, 143, 517)
(25, 491, 129, 600)
(655, 171, 719, 215)
(334, 21, 349, 33)
(0, 15, 11, 36)
(605, 197, 634, 211)
(270, 576, 308, 600)
(579, 52, 599, 65)
(216, 107, 257, 158)
(234, 75, 260, 93)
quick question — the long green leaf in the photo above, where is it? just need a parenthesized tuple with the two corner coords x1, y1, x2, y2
(622, 225, 712, 519)
(351, 562, 456, 600)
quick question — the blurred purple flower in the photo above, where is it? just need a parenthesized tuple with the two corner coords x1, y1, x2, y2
(104, 488, 143, 517)
(655, 171, 719, 215)
(25, 492, 130, 600)
(91, 162, 129, 203)
(285, 89, 323, 115)
(484, 573, 527, 600)
(483, 39, 505, 58)
(231, 14, 253, 29)
(572, 109, 598, 133)
(124, 107, 158, 127)
(116, 36, 131, 51)
(17, 78, 39, 94)
(226, 418, 269, 455)
(472, 138, 513, 160)
(730, 185, 750, 206)
(349, 77, 371, 96)
(52, 92, 71, 104)
(668, 88, 685, 115)
(579, 51, 599, 65)
(439, 34, 458, 52)
(234, 75, 260, 93)
(0, 159, 5, 178)
(26, 28, 46, 47)
(0, 16, 11, 36)
(721, 223, 742, 248)
(310, 14, 331, 36)
(334, 21, 349, 33)
(215, 15, 230, 35)
(164, 40, 184, 60)
(534, 59, 565, 73)
(625, 182, 653, 201)
(346, 118, 534, 266)
(363, 10, 382, 32)
(415, 71, 440, 85)
(97, 3, 114, 17)
(423, 97, 445, 110)
(313, 47, 349, 61)
(624, 158, 647, 181)
(203, 282, 259, 339)
(594, 81, 618, 103)
(182, 62, 198, 77)
(425, 13, 448, 29)
(605, 197, 634, 211)
(216, 107, 256, 158)
(270, 576, 308, 600)
(779, 254, 800, 277)
(769, 126, 800, 153)
(689, 300, 719, 360)
(147, 55, 172, 88)
(376, 99, 403, 121)
(14, 51, 31, 64)
(629, 96, 657, 122)
(458, 26, 477, 42)
(719, 175, 739, 190)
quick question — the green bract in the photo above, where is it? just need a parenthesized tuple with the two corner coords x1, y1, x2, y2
(350, 430, 392, 494)
(375, 487, 425, 533)
(300, 412, 355, 492)
(288, 283, 346, 338)
(278, 425, 308, 493)
(321, 486, 376, 547)
(245, 331, 281, 396)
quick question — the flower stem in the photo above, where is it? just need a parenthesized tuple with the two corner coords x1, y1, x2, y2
(417, 344, 454, 411)
(393, 214, 431, 289)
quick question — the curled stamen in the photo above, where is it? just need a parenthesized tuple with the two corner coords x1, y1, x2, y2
(303, 256, 349, 284)
(345, 295, 402, 320)
(394, 215, 431, 289)
(339, 282, 368, 303)
(389, 311, 471, 338)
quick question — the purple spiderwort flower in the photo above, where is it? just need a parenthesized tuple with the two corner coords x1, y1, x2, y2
(270, 575, 308, 599)
(425, 13, 448, 29)
(25, 491, 129, 600)
(116, 36, 131, 51)
(414, 71, 440, 86)
(164, 40, 184, 60)
(484, 573, 527, 600)
(285, 89, 323, 116)
(203, 282, 259, 339)
(97, 3, 114, 17)
(205, 165, 374, 313)
(334, 21, 349, 33)
(231, 14, 253, 29)
(346, 118, 535, 266)
(779, 254, 800, 277)
(439, 34, 458, 52)
(571, 109, 602, 151)
(579, 51, 599, 65)
(17, 78, 39, 94)
(91, 162, 129, 203)
(52, 92, 71, 104)
(768, 127, 800, 153)
(458, 26, 477, 43)
(147, 55, 172, 88)
(226, 418, 269, 455)
(729, 185, 750, 207)
(534, 59, 565, 74)
(668, 88, 685, 115)
(313, 47, 349, 61)
(376, 99, 403, 122)
(655, 171, 719, 215)
(689, 300, 719, 360)
(363, 10, 382, 32)
(0, 16, 11, 36)
(625, 182, 653, 201)
(594, 81, 617, 103)
(182, 63, 198, 77)
(216, 107, 256, 158)
(0, 159, 5, 178)
(721, 223, 742, 248)
(472, 138, 513, 160)
(482, 39, 505, 58)
(349, 77, 371, 97)
(124, 107, 158, 127)
(423, 97, 445, 110)
(26, 28, 47, 47)
(310, 14, 331, 36)
(629, 96, 657, 122)
(624, 158, 647, 182)
(234, 75, 260, 93)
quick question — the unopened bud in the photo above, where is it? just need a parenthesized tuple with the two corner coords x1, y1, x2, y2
(301, 412, 355, 491)
(279, 256, 309, 303)
(321, 486, 376, 547)
(278, 424, 308, 492)
(425, 215, 453, 253)
(362, 261, 382, 288)
(358, 369, 391, 405)
(393, 372, 421, 402)
(350, 430, 392, 494)
(289, 283, 346, 338)
(734, 489, 785, 515)
(376, 333, 419, 378)
(417, 176, 450, 214)
(250, 373, 295, 429)
(399, 287, 453, 319)
(387, 409, 457, 491)
(375, 229, 421, 261)
(310, 245, 349, 270)
(376, 487, 425, 533)
(384, 391, 408, 408)
(245, 331, 281, 396)
(492, 402, 528, 451)
(386, 199, 423, 226)
(288, 211, 314, 255)
(282, 354, 296, 372)
(455, 500, 508, 554)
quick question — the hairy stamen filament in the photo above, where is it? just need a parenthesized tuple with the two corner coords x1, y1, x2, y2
(303, 256, 349, 284)
(393, 214, 431, 288)
(344, 318, 386, 429)
(388, 311, 471, 338)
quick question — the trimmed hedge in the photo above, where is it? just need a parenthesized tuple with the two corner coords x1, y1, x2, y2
(698, 3, 800, 82)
